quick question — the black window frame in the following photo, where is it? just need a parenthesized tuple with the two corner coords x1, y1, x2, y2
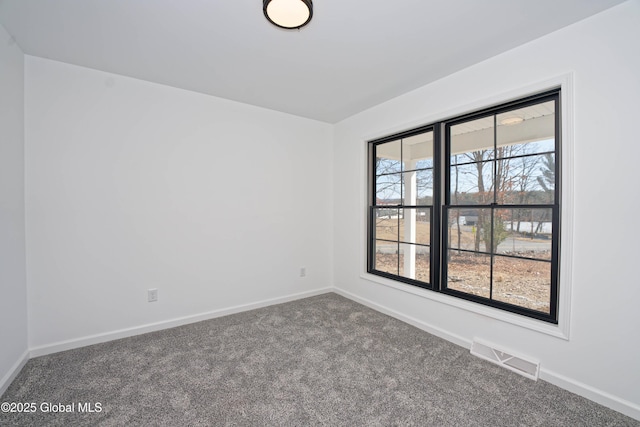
(367, 89, 561, 324)
(368, 125, 441, 290)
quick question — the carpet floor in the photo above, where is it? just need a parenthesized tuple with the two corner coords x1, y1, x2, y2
(1, 292, 638, 426)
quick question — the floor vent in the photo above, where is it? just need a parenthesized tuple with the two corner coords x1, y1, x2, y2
(470, 338, 540, 380)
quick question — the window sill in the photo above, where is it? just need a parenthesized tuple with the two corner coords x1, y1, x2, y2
(360, 271, 569, 340)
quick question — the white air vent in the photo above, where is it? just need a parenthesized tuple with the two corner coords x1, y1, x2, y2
(470, 338, 540, 380)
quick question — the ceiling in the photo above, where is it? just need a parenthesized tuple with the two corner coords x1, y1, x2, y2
(0, 0, 627, 123)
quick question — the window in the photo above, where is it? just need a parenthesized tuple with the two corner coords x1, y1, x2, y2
(368, 90, 560, 323)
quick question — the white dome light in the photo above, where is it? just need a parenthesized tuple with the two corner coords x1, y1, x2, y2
(264, 0, 313, 30)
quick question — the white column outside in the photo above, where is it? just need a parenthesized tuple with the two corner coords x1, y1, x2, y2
(404, 160, 417, 279)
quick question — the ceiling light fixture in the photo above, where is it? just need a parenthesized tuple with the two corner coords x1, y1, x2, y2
(263, 0, 313, 30)
(500, 116, 524, 126)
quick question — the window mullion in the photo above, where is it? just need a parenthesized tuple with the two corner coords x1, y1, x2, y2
(493, 114, 498, 205)
(489, 115, 497, 301)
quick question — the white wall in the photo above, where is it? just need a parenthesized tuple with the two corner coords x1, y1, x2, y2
(333, 0, 640, 419)
(25, 56, 333, 350)
(0, 23, 28, 393)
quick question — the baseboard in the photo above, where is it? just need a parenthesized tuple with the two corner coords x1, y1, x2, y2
(29, 287, 332, 358)
(0, 349, 30, 397)
(540, 368, 640, 421)
(334, 286, 640, 422)
(333, 287, 471, 349)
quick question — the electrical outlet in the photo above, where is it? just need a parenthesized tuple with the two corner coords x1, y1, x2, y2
(148, 288, 158, 302)
(300, 267, 306, 277)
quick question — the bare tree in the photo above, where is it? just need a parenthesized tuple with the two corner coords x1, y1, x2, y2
(456, 144, 530, 252)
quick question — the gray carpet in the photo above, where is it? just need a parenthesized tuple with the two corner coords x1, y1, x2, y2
(1, 293, 637, 426)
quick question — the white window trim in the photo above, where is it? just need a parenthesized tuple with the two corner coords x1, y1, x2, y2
(359, 73, 575, 340)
